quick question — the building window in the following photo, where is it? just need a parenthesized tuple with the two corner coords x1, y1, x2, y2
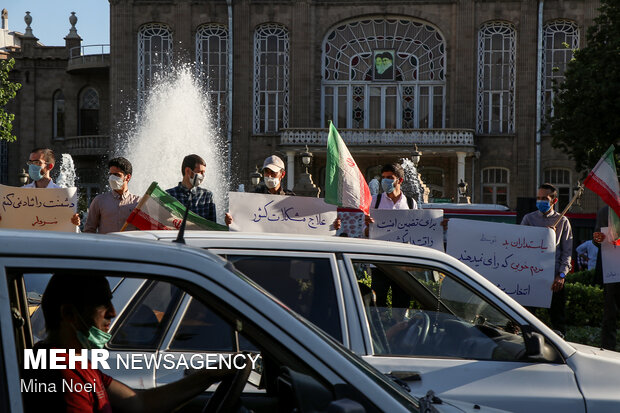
(477, 22, 516, 135)
(53, 90, 65, 139)
(138, 23, 173, 110)
(196, 24, 229, 134)
(322, 18, 446, 129)
(253, 24, 289, 134)
(481, 167, 509, 205)
(79, 88, 99, 136)
(542, 20, 579, 129)
(544, 168, 571, 211)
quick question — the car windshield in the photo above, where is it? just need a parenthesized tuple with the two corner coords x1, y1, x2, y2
(230, 265, 420, 411)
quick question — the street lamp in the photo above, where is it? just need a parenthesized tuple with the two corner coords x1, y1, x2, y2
(250, 166, 262, 186)
(18, 168, 29, 185)
(412, 144, 422, 167)
(458, 179, 469, 203)
(300, 145, 313, 173)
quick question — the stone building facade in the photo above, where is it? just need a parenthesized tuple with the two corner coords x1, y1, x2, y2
(3, 1, 608, 217)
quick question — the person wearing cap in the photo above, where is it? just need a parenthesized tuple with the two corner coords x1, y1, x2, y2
(166, 154, 216, 222)
(225, 155, 295, 226)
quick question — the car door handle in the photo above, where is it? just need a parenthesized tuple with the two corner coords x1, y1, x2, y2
(389, 371, 421, 381)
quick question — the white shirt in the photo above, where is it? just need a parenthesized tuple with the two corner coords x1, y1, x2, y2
(576, 240, 598, 270)
(371, 193, 417, 210)
(22, 179, 61, 188)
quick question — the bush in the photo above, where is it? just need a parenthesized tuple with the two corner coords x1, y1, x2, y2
(565, 282, 604, 327)
(566, 269, 597, 286)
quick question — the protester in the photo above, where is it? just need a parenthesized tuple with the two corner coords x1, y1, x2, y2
(521, 183, 573, 335)
(576, 239, 598, 271)
(593, 205, 620, 350)
(368, 175, 380, 196)
(23, 273, 242, 413)
(225, 155, 294, 226)
(166, 154, 216, 222)
(83, 157, 140, 234)
(0, 148, 80, 227)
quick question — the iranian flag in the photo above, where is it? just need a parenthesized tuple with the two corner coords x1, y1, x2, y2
(583, 145, 620, 245)
(325, 122, 372, 215)
(122, 182, 227, 231)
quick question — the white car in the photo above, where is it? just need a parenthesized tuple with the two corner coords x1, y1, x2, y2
(1, 229, 493, 413)
(119, 230, 620, 413)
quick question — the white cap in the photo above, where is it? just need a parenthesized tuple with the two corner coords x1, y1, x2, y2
(262, 155, 285, 172)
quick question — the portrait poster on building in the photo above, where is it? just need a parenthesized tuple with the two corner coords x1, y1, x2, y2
(228, 192, 337, 235)
(446, 219, 556, 307)
(373, 50, 395, 81)
(0, 184, 77, 232)
(369, 209, 444, 252)
(601, 227, 620, 284)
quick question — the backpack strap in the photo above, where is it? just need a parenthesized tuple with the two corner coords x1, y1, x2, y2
(406, 196, 414, 209)
(374, 193, 382, 209)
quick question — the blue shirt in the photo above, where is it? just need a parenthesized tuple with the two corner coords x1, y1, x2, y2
(166, 183, 217, 223)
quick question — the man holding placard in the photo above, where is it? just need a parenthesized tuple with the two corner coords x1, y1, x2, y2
(521, 183, 573, 335)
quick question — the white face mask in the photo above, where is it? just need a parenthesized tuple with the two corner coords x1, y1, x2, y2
(109, 175, 125, 191)
(191, 172, 205, 187)
(264, 176, 280, 189)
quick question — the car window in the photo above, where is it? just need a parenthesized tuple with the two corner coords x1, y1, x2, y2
(170, 296, 234, 351)
(110, 280, 182, 349)
(352, 260, 526, 361)
(226, 255, 342, 342)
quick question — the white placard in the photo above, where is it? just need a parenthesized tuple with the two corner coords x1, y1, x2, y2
(228, 192, 337, 235)
(446, 219, 556, 307)
(369, 209, 444, 252)
(601, 227, 620, 284)
(0, 184, 77, 232)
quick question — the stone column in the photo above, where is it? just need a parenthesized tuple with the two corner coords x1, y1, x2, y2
(456, 151, 466, 199)
(286, 150, 295, 191)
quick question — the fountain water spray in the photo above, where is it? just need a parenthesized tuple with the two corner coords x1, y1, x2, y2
(117, 66, 227, 223)
(56, 154, 77, 188)
(400, 158, 426, 206)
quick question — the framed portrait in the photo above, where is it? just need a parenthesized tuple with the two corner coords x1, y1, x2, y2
(373, 50, 395, 81)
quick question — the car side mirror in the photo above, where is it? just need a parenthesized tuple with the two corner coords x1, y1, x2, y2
(327, 398, 366, 413)
(522, 325, 550, 361)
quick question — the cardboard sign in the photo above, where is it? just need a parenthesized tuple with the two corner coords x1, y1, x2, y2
(369, 209, 444, 252)
(0, 184, 77, 232)
(447, 219, 556, 307)
(601, 227, 620, 284)
(228, 192, 337, 235)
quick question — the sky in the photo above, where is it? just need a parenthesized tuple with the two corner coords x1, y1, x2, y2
(4, 0, 109, 46)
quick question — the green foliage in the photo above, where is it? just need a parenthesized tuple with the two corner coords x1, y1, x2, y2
(0, 58, 21, 142)
(549, 0, 620, 172)
(565, 282, 604, 327)
(565, 269, 597, 286)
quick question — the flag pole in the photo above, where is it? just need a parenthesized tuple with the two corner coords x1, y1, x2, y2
(119, 192, 151, 232)
(552, 182, 584, 229)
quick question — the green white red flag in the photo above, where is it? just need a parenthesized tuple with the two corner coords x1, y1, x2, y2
(123, 182, 227, 231)
(583, 145, 620, 245)
(325, 122, 371, 215)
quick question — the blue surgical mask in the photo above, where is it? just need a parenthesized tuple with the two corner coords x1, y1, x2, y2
(536, 200, 551, 213)
(28, 164, 44, 181)
(381, 178, 396, 194)
(76, 326, 111, 350)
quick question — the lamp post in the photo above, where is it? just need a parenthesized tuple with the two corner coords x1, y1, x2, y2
(412, 144, 422, 168)
(293, 145, 320, 197)
(458, 179, 470, 204)
(18, 168, 29, 186)
(250, 166, 262, 187)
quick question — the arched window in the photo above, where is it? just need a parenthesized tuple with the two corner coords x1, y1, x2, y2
(196, 24, 229, 133)
(322, 18, 446, 129)
(79, 88, 99, 135)
(481, 167, 509, 205)
(477, 22, 516, 134)
(544, 168, 571, 211)
(53, 90, 65, 139)
(542, 20, 579, 126)
(253, 24, 289, 134)
(138, 23, 173, 109)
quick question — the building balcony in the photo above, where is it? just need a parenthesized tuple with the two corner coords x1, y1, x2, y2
(280, 128, 475, 153)
(64, 135, 109, 156)
(67, 44, 110, 73)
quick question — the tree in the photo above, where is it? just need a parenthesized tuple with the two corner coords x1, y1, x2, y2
(550, 0, 620, 172)
(0, 58, 21, 142)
